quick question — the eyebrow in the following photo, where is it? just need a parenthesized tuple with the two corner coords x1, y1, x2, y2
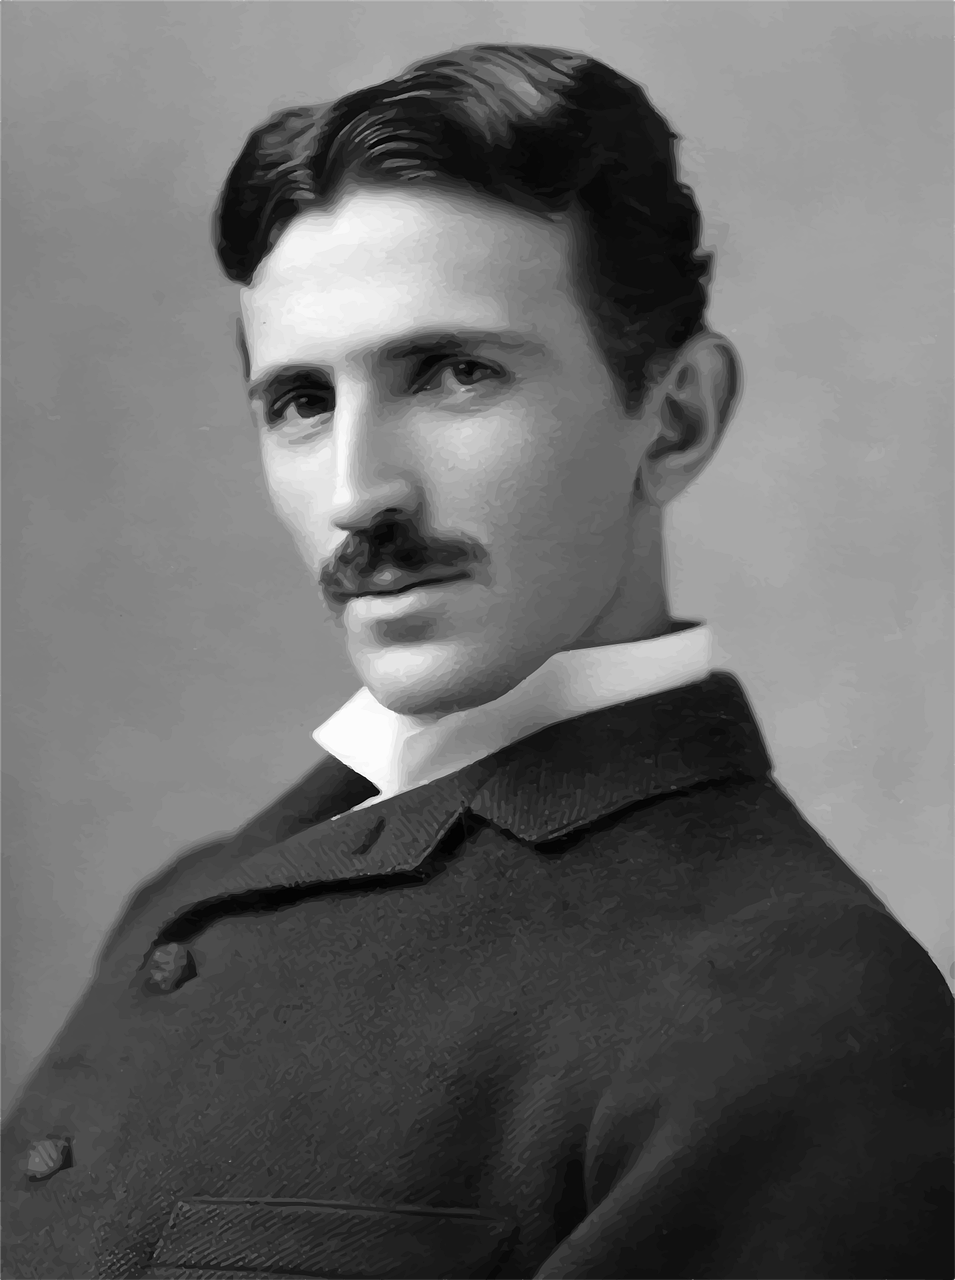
(245, 327, 546, 402)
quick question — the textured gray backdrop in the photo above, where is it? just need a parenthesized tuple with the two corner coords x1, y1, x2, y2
(3, 0, 952, 1110)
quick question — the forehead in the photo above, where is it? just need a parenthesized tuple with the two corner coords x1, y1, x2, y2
(240, 186, 582, 379)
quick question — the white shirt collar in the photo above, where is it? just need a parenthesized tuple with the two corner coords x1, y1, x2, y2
(314, 623, 713, 806)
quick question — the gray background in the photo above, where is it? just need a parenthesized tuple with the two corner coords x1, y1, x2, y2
(3, 0, 952, 1110)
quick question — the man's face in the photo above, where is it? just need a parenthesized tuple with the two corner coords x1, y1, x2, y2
(241, 185, 658, 716)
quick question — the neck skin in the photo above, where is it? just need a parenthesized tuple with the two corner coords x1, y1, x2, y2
(568, 502, 674, 650)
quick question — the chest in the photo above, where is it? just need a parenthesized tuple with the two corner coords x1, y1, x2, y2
(66, 838, 653, 1179)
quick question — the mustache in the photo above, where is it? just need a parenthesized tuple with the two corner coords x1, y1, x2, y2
(319, 518, 483, 608)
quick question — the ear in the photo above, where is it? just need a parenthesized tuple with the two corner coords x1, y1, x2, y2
(635, 333, 742, 506)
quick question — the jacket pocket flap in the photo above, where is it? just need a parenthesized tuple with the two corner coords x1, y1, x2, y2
(150, 1197, 517, 1279)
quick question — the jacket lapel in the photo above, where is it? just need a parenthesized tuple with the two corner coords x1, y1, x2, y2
(227, 751, 380, 854)
(151, 673, 773, 946)
(149, 767, 478, 946)
(210, 768, 473, 896)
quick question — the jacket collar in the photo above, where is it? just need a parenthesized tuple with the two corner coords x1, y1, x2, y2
(468, 670, 772, 842)
(154, 673, 772, 944)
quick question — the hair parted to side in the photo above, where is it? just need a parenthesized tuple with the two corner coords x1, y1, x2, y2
(215, 44, 713, 410)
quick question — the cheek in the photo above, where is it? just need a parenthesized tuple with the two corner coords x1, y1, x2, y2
(262, 443, 336, 565)
(431, 395, 633, 552)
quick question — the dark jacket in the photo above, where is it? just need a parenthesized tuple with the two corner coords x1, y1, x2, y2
(2, 673, 952, 1280)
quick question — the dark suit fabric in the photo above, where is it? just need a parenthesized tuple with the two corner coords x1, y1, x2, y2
(3, 673, 952, 1280)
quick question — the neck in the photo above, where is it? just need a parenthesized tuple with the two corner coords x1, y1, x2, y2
(568, 502, 673, 650)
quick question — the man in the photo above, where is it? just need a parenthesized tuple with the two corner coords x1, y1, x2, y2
(2, 43, 951, 1280)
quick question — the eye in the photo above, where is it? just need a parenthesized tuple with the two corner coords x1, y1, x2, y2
(267, 387, 334, 431)
(418, 359, 502, 395)
(445, 360, 497, 387)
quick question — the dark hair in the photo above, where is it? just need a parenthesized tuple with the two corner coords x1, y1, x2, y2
(215, 44, 712, 410)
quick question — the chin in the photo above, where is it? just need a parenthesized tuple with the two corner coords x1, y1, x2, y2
(354, 637, 539, 718)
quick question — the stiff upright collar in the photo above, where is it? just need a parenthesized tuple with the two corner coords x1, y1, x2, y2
(314, 623, 713, 806)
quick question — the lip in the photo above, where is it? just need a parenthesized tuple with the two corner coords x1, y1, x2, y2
(349, 570, 470, 600)
(346, 574, 471, 620)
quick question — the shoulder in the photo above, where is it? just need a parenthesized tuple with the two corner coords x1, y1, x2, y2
(96, 750, 363, 967)
(586, 771, 950, 1014)
(97, 834, 232, 967)
(584, 769, 879, 913)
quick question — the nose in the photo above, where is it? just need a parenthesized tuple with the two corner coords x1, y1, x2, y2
(326, 383, 421, 535)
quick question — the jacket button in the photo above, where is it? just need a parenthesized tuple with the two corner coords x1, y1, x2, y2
(143, 942, 197, 994)
(26, 1137, 73, 1181)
